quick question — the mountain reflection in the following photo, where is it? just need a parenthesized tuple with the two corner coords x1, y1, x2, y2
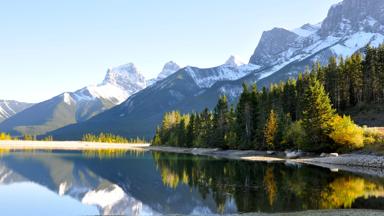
(0, 150, 383, 215)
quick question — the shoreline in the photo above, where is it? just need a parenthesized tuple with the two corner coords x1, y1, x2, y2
(0, 140, 150, 151)
(1, 141, 383, 177)
(147, 146, 384, 177)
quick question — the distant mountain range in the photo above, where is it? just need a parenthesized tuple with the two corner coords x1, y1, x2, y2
(0, 100, 33, 123)
(2, 0, 384, 139)
(0, 62, 179, 136)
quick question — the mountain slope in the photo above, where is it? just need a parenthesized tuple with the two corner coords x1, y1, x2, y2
(50, 0, 384, 140)
(0, 100, 33, 123)
(49, 57, 260, 139)
(0, 63, 147, 136)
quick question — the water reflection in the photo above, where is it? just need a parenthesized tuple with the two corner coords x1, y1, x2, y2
(0, 150, 383, 215)
(153, 152, 384, 213)
(81, 149, 145, 159)
(320, 176, 384, 208)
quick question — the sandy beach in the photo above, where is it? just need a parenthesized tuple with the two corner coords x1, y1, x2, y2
(0, 140, 150, 151)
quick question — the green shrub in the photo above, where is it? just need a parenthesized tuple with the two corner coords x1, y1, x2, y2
(282, 121, 306, 149)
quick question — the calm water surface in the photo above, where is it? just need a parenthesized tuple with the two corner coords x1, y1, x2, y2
(0, 150, 383, 215)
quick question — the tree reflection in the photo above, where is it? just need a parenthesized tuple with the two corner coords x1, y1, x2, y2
(82, 149, 145, 159)
(320, 176, 384, 208)
(152, 151, 384, 213)
(264, 167, 277, 206)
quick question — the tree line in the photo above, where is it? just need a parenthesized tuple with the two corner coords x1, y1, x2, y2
(153, 45, 384, 152)
(82, 133, 147, 144)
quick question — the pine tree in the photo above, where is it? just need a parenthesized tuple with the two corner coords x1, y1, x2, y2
(186, 113, 195, 147)
(325, 56, 338, 108)
(199, 108, 213, 147)
(212, 95, 230, 148)
(363, 46, 378, 103)
(302, 78, 335, 151)
(153, 126, 162, 145)
(235, 84, 253, 149)
(250, 84, 261, 147)
(177, 118, 187, 147)
(226, 105, 238, 149)
(348, 54, 363, 106)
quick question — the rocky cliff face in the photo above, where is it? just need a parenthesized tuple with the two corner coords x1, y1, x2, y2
(320, 0, 384, 36)
(103, 63, 147, 95)
(249, 0, 384, 74)
(249, 28, 299, 66)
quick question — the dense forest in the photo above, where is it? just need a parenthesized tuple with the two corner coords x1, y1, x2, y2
(153, 45, 384, 152)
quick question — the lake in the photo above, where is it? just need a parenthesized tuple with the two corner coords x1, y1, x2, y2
(0, 150, 383, 215)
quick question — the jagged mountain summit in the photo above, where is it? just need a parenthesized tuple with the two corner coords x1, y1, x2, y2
(75, 63, 147, 104)
(0, 100, 33, 123)
(147, 61, 181, 86)
(0, 63, 148, 136)
(50, 0, 384, 140)
(157, 61, 181, 80)
(249, 0, 384, 84)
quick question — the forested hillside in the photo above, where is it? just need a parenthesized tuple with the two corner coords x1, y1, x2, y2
(153, 45, 384, 152)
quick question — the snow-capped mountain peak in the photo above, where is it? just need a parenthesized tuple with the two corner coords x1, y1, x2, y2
(103, 63, 146, 91)
(63, 63, 147, 104)
(70, 63, 148, 105)
(146, 61, 181, 86)
(157, 61, 180, 80)
(224, 55, 246, 67)
(248, 0, 384, 82)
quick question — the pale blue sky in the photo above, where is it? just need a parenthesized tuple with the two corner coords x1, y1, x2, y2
(0, 0, 342, 103)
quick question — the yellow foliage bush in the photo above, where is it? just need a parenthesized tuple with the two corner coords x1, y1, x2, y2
(329, 115, 364, 150)
(82, 133, 147, 144)
(0, 133, 12, 140)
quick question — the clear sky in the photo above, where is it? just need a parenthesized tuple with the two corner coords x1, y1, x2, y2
(0, 0, 342, 103)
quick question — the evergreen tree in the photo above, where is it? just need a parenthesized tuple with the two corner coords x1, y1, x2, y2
(212, 95, 230, 149)
(226, 105, 238, 149)
(347, 54, 363, 106)
(302, 78, 335, 151)
(185, 113, 195, 147)
(235, 84, 253, 149)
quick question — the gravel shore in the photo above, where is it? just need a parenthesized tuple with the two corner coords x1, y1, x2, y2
(147, 146, 384, 177)
(299, 154, 384, 168)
